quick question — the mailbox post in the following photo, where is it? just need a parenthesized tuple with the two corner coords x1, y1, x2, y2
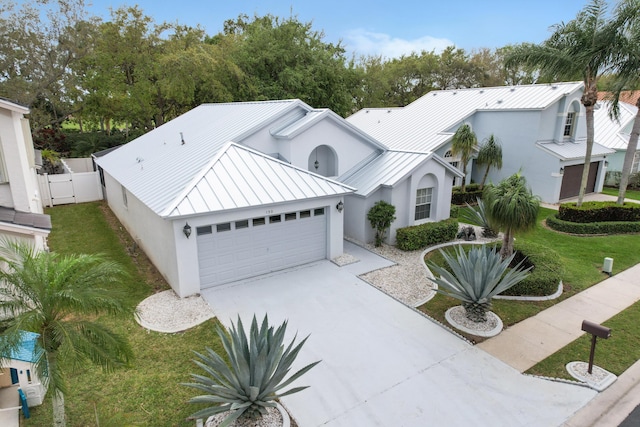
(581, 320, 611, 374)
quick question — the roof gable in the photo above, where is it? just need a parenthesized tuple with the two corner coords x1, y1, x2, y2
(347, 82, 584, 152)
(165, 143, 355, 218)
(594, 101, 638, 150)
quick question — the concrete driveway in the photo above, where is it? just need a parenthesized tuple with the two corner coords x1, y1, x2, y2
(202, 248, 596, 427)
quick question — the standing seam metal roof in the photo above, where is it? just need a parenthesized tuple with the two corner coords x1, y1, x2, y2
(594, 101, 638, 150)
(347, 82, 585, 152)
(95, 100, 312, 215)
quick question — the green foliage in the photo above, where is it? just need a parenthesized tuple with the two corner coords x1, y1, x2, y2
(546, 214, 640, 234)
(484, 172, 540, 258)
(449, 205, 460, 218)
(476, 134, 503, 188)
(451, 184, 484, 205)
(367, 201, 397, 247)
(460, 198, 498, 238)
(0, 239, 134, 425)
(183, 315, 319, 426)
(396, 218, 458, 251)
(428, 245, 531, 322)
(451, 124, 477, 191)
(558, 201, 640, 222)
(498, 241, 564, 296)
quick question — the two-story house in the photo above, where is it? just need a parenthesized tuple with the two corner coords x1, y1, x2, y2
(0, 99, 51, 250)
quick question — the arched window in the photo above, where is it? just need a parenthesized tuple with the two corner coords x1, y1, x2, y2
(563, 101, 580, 139)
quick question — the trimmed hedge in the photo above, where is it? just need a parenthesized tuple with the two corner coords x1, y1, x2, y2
(498, 241, 564, 297)
(396, 218, 458, 251)
(558, 201, 640, 223)
(449, 205, 460, 218)
(451, 184, 483, 206)
(546, 214, 640, 235)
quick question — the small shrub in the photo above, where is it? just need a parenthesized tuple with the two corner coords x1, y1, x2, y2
(396, 218, 458, 251)
(450, 205, 460, 218)
(451, 184, 483, 205)
(558, 201, 640, 223)
(498, 241, 564, 296)
(367, 201, 396, 247)
(547, 214, 640, 235)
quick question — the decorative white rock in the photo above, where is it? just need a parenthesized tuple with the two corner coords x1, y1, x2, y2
(445, 306, 503, 337)
(566, 361, 617, 391)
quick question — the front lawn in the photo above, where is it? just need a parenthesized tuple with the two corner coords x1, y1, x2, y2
(601, 186, 640, 201)
(24, 202, 224, 427)
(420, 207, 640, 342)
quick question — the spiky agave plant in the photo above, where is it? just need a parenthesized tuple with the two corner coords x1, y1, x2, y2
(428, 245, 532, 322)
(460, 198, 498, 238)
(182, 314, 320, 427)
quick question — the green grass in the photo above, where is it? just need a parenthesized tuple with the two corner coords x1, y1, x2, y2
(23, 202, 224, 427)
(420, 207, 640, 347)
(601, 186, 640, 201)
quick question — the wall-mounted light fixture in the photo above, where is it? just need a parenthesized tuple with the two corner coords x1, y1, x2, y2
(314, 147, 319, 170)
(183, 222, 192, 238)
(560, 167, 565, 175)
(336, 201, 344, 213)
(604, 160, 609, 168)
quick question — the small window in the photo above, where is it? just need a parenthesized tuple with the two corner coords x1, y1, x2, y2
(444, 150, 453, 158)
(269, 215, 281, 224)
(564, 112, 575, 137)
(299, 210, 311, 218)
(235, 220, 249, 229)
(415, 188, 433, 221)
(26, 370, 32, 383)
(216, 223, 231, 232)
(285, 212, 297, 221)
(196, 225, 212, 236)
(253, 217, 266, 226)
(314, 208, 325, 216)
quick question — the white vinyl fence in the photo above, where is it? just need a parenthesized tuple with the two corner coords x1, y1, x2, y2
(37, 158, 103, 207)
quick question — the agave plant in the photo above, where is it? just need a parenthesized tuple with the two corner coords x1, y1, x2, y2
(182, 314, 320, 427)
(460, 198, 498, 238)
(428, 245, 532, 323)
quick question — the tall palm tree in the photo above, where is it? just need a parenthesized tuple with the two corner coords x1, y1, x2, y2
(0, 241, 134, 427)
(607, 0, 640, 204)
(484, 172, 540, 259)
(451, 123, 477, 192)
(476, 134, 503, 190)
(506, 0, 619, 206)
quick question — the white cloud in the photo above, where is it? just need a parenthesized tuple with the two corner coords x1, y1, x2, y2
(345, 29, 454, 59)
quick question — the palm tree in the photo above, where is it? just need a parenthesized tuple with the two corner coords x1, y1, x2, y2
(483, 172, 540, 259)
(0, 241, 134, 427)
(451, 123, 477, 192)
(607, 0, 640, 205)
(506, 0, 619, 206)
(476, 134, 503, 190)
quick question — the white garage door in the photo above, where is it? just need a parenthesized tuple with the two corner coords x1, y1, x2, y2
(197, 207, 327, 288)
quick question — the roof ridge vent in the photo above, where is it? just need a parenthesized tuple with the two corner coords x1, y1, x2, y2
(510, 87, 516, 92)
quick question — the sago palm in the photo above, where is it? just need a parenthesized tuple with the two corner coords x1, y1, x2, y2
(183, 314, 320, 427)
(0, 240, 134, 427)
(428, 245, 532, 323)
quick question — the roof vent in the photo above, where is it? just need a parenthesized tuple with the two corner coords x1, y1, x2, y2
(453, 91, 457, 95)
(180, 132, 185, 145)
(497, 99, 503, 104)
(510, 87, 516, 92)
(551, 85, 558, 89)
(387, 110, 391, 113)
(433, 92, 437, 96)
(479, 90, 484, 94)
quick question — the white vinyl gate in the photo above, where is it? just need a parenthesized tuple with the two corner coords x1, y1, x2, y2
(38, 172, 103, 207)
(197, 208, 327, 288)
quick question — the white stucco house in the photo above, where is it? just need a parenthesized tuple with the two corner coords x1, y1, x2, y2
(0, 98, 51, 249)
(348, 82, 615, 203)
(96, 100, 461, 297)
(594, 99, 639, 179)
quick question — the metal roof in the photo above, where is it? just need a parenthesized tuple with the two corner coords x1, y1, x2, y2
(594, 101, 638, 150)
(96, 100, 312, 216)
(347, 82, 584, 152)
(166, 143, 355, 217)
(339, 150, 462, 197)
(536, 140, 614, 161)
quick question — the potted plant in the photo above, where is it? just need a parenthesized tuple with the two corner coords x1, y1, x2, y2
(427, 245, 531, 334)
(182, 314, 320, 427)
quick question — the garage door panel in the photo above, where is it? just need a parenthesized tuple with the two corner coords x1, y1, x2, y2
(560, 162, 599, 200)
(197, 209, 327, 288)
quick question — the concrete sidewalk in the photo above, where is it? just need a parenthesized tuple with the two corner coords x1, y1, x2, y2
(478, 264, 640, 372)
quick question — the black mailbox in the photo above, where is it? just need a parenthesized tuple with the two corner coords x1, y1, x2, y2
(582, 320, 611, 339)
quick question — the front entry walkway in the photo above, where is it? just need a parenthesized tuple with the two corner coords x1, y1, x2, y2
(202, 245, 596, 427)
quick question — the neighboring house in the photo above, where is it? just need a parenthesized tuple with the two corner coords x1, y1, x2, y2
(96, 100, 460, 297)
(348, 82, 615, 203)
(0, 99, 51, 249)
(594, 93, 639, 181)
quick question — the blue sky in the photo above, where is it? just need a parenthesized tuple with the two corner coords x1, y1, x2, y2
(86, 0, 590, 58)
